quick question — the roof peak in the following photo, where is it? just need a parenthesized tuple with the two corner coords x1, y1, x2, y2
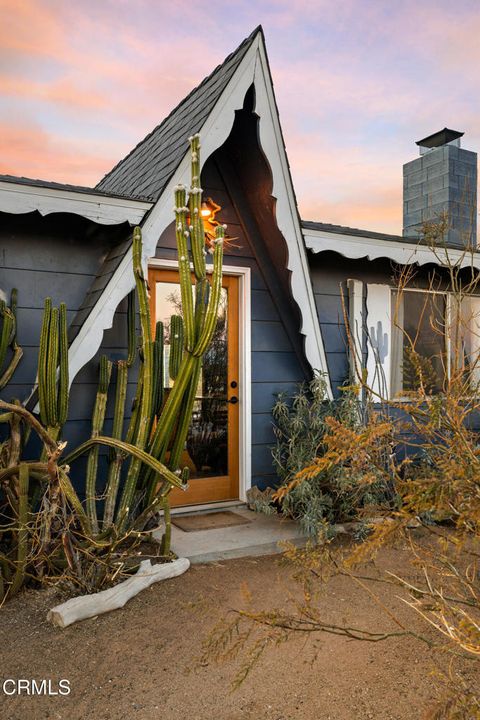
(95, 27, 263, 197)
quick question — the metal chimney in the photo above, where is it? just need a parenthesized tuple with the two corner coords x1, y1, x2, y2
(403, 128, 477, 247)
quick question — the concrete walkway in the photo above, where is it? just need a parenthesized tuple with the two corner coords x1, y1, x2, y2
(168, 506, 306, 564)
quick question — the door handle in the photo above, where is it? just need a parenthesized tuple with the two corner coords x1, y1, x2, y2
(228, 396, 238, 404)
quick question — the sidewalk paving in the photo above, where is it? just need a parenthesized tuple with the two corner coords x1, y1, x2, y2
(164, 506, 306, 564)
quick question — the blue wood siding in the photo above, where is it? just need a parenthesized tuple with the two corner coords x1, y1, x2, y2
(0, 212, 116, 405)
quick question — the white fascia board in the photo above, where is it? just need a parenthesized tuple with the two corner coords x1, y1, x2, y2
(68, 33, 332, 398)
(0, 180, 152, 226)
(253, 40, 332, 397)
(304, 227, 480, 269)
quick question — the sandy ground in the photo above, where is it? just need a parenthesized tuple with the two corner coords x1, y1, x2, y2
(0, 537, 473, 720)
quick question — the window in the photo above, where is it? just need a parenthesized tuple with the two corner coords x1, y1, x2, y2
(391, 289, 480, 396)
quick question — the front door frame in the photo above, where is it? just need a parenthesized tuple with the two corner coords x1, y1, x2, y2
(148, 257, 251, 507)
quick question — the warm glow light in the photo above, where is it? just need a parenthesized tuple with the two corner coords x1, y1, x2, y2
(200, 202, 212, 218)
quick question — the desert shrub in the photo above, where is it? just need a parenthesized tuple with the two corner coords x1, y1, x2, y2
(270, 376, 395, 538)
(205, 229, 480, 718)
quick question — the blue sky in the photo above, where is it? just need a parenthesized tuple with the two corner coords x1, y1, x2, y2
(1, 0, 479, 233)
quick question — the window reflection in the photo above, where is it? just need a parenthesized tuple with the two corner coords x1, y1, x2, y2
(156, 282, 229, 477)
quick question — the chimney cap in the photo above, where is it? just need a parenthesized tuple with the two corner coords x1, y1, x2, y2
(416, 128, 464, 149)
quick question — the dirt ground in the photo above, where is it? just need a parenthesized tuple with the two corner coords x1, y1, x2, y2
(0, 537, 474, 720)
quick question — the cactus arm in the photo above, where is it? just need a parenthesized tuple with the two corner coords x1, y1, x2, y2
(0, 289, 22, 390)
(116, 227, 154, 528)
(0, 307, 13, 372)
(159, 496, 172, 555)
(38, 298, 52, 426)
(147, 351, 197, 461)
(64, 436, 184, 490)
(188, 135, 207, 280)
(125, 363, 143, 445)
(46, 307, 59, 428)
(0, 345, 22, 390)
(85, 355, 112, 534)
(57, 467, 91, 535)
(9, 288, 18, 340)
(103, 360, 128, 527)
(57, 303, 69, 426)
(169, 315, 184, 381)
(110, 361, 128, 443)
(193, 225, 225, 356)
(168, 356, 201, 470)
(127, 290, 136, 367)
(174, 185, 195, 351)
(8, 463, 29, 598)
(153, 321, 164, 415)
(0, 400, 57, 454)
(194, 278, 210, 331)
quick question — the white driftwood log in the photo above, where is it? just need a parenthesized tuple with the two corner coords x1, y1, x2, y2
(47, 558, 190, 628)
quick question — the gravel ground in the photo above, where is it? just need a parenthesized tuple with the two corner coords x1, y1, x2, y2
(0, 537, 473, 720)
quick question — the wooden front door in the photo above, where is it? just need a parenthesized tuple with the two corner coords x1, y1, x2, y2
(149, 268, 240, 507)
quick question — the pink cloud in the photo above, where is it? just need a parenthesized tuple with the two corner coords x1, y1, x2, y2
(0, 122, 118, 185)
(1, 0, 479, 237)
(0, 76, 107, 110)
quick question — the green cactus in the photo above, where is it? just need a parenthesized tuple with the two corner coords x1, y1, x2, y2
(85, 355, 112, 533)
(37, 299, 69, 441)
(153, 321, 165, 416)
(0, 132, 226, 600)
(8, 463, 29, 598)
(57, 303, 69, 426)
(143, 135, 225, 548)
(127, 290, 136, 367)
(0, 300, 13, 372)
(116, 227, 154, 529)
(0, 290, 23, 390)
(103, 360, 128, 527)
(169, 315, 184, 381)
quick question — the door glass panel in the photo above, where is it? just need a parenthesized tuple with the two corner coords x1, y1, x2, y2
(155, 281, 229, 478)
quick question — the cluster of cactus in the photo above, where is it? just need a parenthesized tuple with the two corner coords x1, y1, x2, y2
(0, 289, 22, 390)
(80, 134, 225, 544)
(0, 133, 225, 600)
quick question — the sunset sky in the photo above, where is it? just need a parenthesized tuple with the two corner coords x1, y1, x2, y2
(1, 0, 479, 234)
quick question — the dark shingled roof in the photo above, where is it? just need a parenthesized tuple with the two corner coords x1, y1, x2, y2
(0, 174, 151, 202)
(301, 220, 419, 245)
(69, 27, 261, 345)
(95, 27, 261, 201)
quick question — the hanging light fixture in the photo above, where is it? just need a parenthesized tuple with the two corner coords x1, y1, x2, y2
(200, 197, 221, 223)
